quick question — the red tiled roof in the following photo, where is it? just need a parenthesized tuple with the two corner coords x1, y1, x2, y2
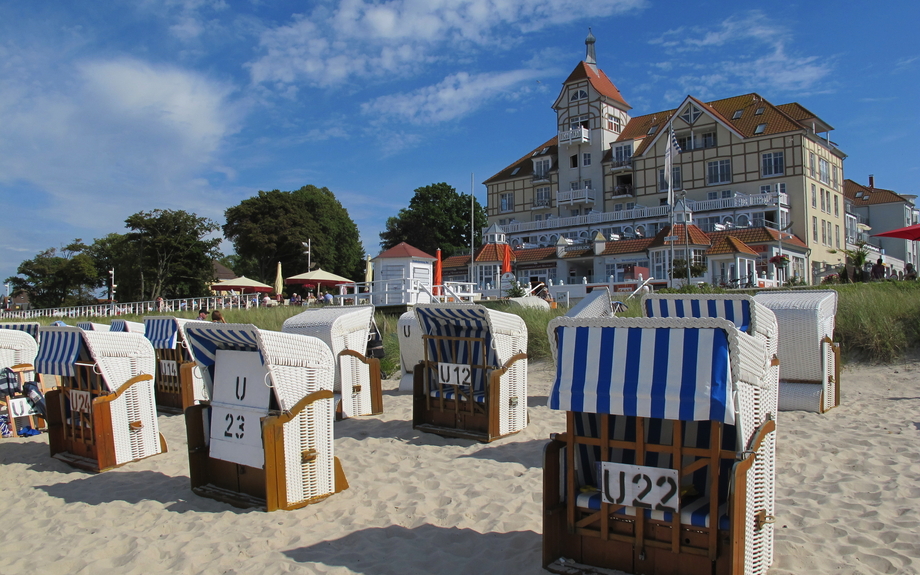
(483, 137, 557, 184)
(707, 228, 808, 250)
(561, 248, 592, 259)
(513, 246, 557, 262)
(442, 254, 471, 269)
(705, 236, 759, 256)
(599, 238, 654, 255)
(647, 224, 711, 249)
(844, 179, 910, 206)
(376, 242, 436, 260)
(475, 244, 516, 263)
(563, 62, 631, 109)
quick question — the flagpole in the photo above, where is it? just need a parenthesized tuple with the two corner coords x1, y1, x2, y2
(470, 172, 475, 290)
(667, 119, 675, 288)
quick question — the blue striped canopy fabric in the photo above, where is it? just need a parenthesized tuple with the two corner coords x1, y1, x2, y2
(184, 323, 264, 384)
(110, 319, 145, 334)
(549, 322, 735, 424)
(144, 317, 179, 349)
(35, 327, 85, 377)
(0, 322, 41, 343)
(415, 305, 499, 394)
(643, 296, 751, 333)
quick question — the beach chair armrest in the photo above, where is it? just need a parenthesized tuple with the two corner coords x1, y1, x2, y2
(266, 389, 336, 425)
(497, 352, 528, 373)
(95, 374, 154, 404)
(745, 417, 776, 455)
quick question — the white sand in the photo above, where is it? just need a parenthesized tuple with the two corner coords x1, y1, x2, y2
(1, 360, 919, 574)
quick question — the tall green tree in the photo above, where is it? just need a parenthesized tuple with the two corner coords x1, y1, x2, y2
(223, 185, 365, 282)
(379, 183, 486, 258)
(87, 233, 143, 301)
(122, 209, 222, 300)
(5, 240, 100, 308)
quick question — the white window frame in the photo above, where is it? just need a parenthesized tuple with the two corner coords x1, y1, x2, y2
(500, 192, 514, 213)
(707, 159, 731, 185)
(583, 153, 591, 167)
(762, 151, 784, 177)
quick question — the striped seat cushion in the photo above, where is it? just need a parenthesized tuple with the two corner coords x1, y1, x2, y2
(429, 386, 486, 403)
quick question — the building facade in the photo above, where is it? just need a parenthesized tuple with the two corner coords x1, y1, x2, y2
(484, 33, 848, 284)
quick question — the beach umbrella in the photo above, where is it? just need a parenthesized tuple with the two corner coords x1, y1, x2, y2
(434, 249, 442, 296)
(210, 276, 273, 293)
(285, 268, 354, 287)
(501, 244, 512, 275)
(273, 261, 284, 295)
(872, 223, 920, 241)
(364, 255, 373, 284)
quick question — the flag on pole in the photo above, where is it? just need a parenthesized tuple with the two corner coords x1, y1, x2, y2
(664, 126, 682, 206)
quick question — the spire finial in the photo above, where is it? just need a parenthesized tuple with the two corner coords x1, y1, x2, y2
(585, 28, 596, 65)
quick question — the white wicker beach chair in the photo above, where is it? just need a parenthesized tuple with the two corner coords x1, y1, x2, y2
(76, 321, 109, 331)
(182, 323, 346, 511)
(110, 319, 146, 335)
(0, 322, 41, 344)
(412, 303, 528, 442)
(543, 316, 777, 575)
(281, 306, 382, 418)
(753, 290, 840, 413)
(397, 310, 424, 392)
(38, 326, 165, 472)
(565, 287, 615, 320)
(143, 316, 208, 412)
(0, 328, 47, 437)
(507, 296, 551, 310)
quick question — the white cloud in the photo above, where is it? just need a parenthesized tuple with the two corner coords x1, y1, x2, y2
(647, 11, 834, 96)
(247, 0, 645, 88)
(361, 68, 544, 123)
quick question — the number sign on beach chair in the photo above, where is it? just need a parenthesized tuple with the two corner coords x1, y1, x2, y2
(543, 316, 777, 575)
(143, 316, 208, 413)
(281, 306, 383, 419)
(413, 303, 528, 442)
(753, 290, 840, 412)
(0, 328, 49, 437)
(397, 310, 424, 392)
(38, 327, 165, 472)
(183, 323, 347, 511)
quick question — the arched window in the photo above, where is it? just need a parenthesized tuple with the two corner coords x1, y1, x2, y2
(570, 89, 588, 101)
(736, 214, 750, 228)
(635, 225, 646, 238)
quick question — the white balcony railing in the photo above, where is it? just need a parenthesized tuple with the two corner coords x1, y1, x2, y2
(532, 198, 552, 209)
(558, 127, 590, 145)
(557, 188, 596, 204)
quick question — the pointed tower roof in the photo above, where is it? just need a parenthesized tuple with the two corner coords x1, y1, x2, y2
(561, 62, 630, 109)
(375, 242, 436, 260)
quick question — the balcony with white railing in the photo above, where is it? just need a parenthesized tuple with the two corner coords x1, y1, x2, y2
(609, 158, 632, 170)
(558, 126, 590, 146)
(532, 197, 552, 209)
(557, 187, 596, 205)
(532, 172, 551, 183)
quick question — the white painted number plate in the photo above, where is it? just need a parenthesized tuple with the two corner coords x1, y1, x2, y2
(599, 462, 680, 513)
(159, 359, 178, 377)
(437, 362, 471, 386)
(8, 397, 38, 418)
(70, 390, 93, 413)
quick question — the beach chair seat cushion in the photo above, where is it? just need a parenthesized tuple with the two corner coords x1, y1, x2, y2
(429, 386, 486, 403)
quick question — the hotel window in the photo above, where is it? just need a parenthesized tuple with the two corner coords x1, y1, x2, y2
(819, 158, 830, 184)
(614, 143, 632, 162)
(707, 159, 731, 185)
(570, 89, 588, 101)
(708, 191, 718, 200)
(679, 103, 703, 124)
(583, 153, 591, 166)
(570, 115, 589, 130)
(500, 193, 514, 213)
(607, 114, 622, 132)
(822, 221, 827, 245)
(535, 187, 550, 207)
(700, 132, 716, 148)
(832, 166, 839, 189)
(813, 216, 818, 242)
(825, 190, 831, 213)
(534, 158, 551, 178)
(583, 179, 592, 190)
(811, 184, 817, 208)
(775, 182, 786, 196)
(570, 154, 578, 168)
(836, 225, 840, 248)
(809, 153, 816, 178)
(659, 167, 682, 191)
(761, 185, 772, 194)
(732, 109, 743, 119)
(762, 151, 784, 176)
(570, 181, 580, 191)
(754, 123, 767, 134)
(820, 189, 826, 212)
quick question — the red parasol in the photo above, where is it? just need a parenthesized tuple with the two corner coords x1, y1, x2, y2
(872, 224, 920, 241)
(501, 243, 512, 275)
(434, 249, 442, 296)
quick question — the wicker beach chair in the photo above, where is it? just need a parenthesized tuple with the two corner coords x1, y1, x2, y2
(566, 287, 617, 319)
(543, 316, 777, 575)
(0, 328, 48, 437)
(76, 321, 109, 331)
(281, 306, 382, 419)
(412, 303, 528, 442)
(143, 316, 208, 413)
(0, 322, 41, 343)
(397, 310, 424, 392)
(182, 323, 346, 511)
(753, 290, 840, 413)
(38, 327, 165, 472)
(507, 296, 551, 310)
(110, 319, 146, 335)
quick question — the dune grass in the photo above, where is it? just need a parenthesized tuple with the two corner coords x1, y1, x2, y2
(29, 281, 920, 369)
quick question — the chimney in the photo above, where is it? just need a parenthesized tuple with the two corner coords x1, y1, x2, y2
(869, 175, 875, 189)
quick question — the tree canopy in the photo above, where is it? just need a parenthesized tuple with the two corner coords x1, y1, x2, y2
(5, 240, 100, 308)
(223, 185, 365, 283)
(379, 182, 487, 258)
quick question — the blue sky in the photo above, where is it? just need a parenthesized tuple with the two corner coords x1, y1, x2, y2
(1, 0, 917, 288)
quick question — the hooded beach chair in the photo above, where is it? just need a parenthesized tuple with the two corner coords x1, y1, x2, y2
(143, 316, 208, 412)
(281, 306, 382, 418)
(753, 290, 840, 412)
(506, 296, 551, 310)
(38, 327, 165, 472)
(566, 287, 616, 319)
(0, 328, 48, 437)
(76, 321, 109, 331)
(543, 316, 777, 575)
(412, 303, 528, 442)
(0, 322, 41, 343)
(397, 310, 424, 392)
(183, 323, 347, 511)
(110, 319, 146, 335)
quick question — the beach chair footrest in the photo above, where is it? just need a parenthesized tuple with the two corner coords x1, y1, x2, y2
(192, 483, 267, 510)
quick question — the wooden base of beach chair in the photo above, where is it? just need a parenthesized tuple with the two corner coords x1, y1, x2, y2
(46, 374, 167, 473)
(186, 393, 347, 512)
(154, 349, 196, 414)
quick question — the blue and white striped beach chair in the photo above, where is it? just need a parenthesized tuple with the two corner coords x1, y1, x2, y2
(0, 327, 48, 437)
(38, 326, 164, 472)
(0, 322, 41, 344)
(543, 316, 776, 575)
(76, 321, 109, 331)
(110, 319, 146, 335)
(413, 303, 528, 442)
(143, 316, 207, 412)
(182, 322, 346, 511)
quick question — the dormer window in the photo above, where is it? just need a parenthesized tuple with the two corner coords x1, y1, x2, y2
(679, 103, 703, 125)
(570, 89, 588, 101)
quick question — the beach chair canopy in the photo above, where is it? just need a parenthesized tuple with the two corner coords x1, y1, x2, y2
(77, 321, 109, 331)
(184, 323, 334, 412)
(415, 303, 526, 367)
(0, 322, 41, 344)
(110, 319, 145, 335)
(547, 317, 769, 426)
(566, 287, 614, 320)
(143, 316, 202, 350)
(642, 293, 777, 341)
(753, 290, 836, 380)
(0, 328, 38, 368)
(281, 306, 374, 354)
(36, 327, 155, 391)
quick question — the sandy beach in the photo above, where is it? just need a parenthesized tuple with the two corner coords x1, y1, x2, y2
(2, 359, 920, 574)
